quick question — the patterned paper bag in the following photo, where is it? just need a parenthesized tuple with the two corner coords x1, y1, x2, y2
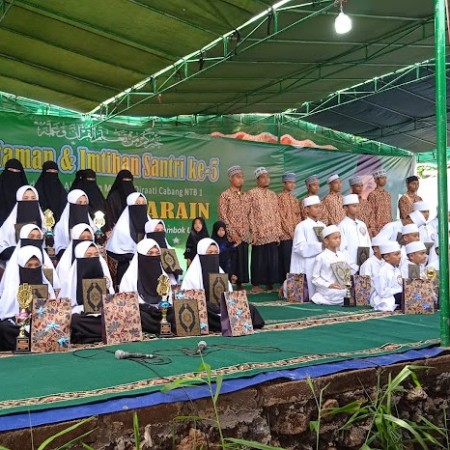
(286, 273, 309, 303)
(173, 298, 201, 337)
(102, 292, 143, 345)
(31, 298, 71, 352)
(175, 289, 209, 335)
(402, 279, 435, 314)
(352, 275, 371, 306)
(221, 291, 254, 337)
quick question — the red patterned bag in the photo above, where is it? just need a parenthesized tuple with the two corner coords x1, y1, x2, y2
(221, 291, 254, 337)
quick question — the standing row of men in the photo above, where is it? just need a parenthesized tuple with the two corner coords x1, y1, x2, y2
(218, 165, 423, 293)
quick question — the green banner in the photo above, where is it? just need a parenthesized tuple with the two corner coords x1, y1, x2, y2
(0, 112, 414, 259)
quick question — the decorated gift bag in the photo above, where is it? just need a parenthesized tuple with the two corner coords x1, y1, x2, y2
(402, 279, 435, 314)
(31, 298, 71, 352)
(286, 273, 309, 303)
(352, 275, 371, 306)
(102, 292, 143, 344)
(220, 291, 254, 337)
(174, 289, 209, 335)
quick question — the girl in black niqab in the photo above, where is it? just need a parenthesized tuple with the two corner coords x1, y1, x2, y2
(106, 170, 136, 227)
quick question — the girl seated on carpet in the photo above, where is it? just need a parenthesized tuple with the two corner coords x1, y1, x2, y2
(58, 241, 114, 344)
(0, 246, 55, 351)
(181, 237, 264, 332)
(311, 225, 356, 306)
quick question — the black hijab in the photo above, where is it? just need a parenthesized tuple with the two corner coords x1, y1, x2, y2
(146, 231, 167, 248)
(75, 256, 104, 305)
(68, 204, 90, 231)
(129, 204, 148, 243)
(212, 221, 228, 247)
(107, 170, 136, 209)
(16, 199, 42, 229)
(199, 253, 220, 302)
(34, 161, 67, 222)
(0, 159, 28, 225)
(137, 254, 163, 304)
(19, 265, 43, 285)
(69, 170, 84, 191)
(73, 169, 107, 217)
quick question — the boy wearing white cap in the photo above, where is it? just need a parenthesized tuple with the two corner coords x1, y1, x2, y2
(349, 176, 372, 228)
(290, 195, 326, 297)
(311, 225, 351, 305)
(375, 210, 425, 243)
(367, 169, 392, 236)
(371, 241, 402, 312)
(400, 241, 427, 279)
(278, 172, 301, 281)
(219, 165, 250, 289)
(321, 174, 345, 226)
(360, 235, 386, 279)
(300, 175, 321, 220)
(247, 167, 282, 293)
(398, 176, 422, 220)
(338, 194, 372, 271)
(413, 201, 434, 247)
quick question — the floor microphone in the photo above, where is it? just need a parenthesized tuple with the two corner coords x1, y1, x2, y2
(115, 349, 155, 360)
(195, 340, 207, 354)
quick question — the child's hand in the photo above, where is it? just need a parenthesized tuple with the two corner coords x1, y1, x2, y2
(329, 283, 343, 289)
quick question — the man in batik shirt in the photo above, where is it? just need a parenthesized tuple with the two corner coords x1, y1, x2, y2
(322, 174, 345, 225)
(398, 175, 422, 220)
(278, 172, 301, 282)
(300, 175, 321, 220)
(349, 176, 372, 228)
(218, 165, 249, 290)
(247, 167, 282, 293)
(368, 169, 392, 236)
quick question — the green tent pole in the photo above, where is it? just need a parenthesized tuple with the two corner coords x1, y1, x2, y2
(435, 0, 450, 347)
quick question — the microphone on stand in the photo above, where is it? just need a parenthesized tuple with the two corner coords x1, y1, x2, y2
(195, 340, 207, 355)
(115, 349, 155, 360)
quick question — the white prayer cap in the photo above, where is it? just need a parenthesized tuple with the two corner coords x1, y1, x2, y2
(401, 223, 419, 235)
(70, 223, 94, 239)
(16, 185, 39, 201)
(145, 219, 166, 233)
(405, 241, 426, 254)
(371, 235, 388, 247)
(17, 245, 43, 266)
(19, 223, 42, 239)
(197, 237, 220, 255)
(227, 165, 243, 178)
(343, 194, 359, 206)
(327, 174, 340, 183)
(137, 238, 161, 255)
(126, 192, 146, 205)
(303, 195, 321, 207)
(372, 169, 387, 179)
(322, 225, 340, 239)
(254, 167, 268, 179)
(413, 201, 430, 211)
(379, 241, 400, 255)
(74, 241, 98, 259)
(349, 176, 363, 186)
(409, 210, 426, 227)
(68, 189, 88, 204)
(305, 175, 319, 186)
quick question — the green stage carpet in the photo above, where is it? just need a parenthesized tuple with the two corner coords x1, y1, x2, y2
(0, 305, 439, 417)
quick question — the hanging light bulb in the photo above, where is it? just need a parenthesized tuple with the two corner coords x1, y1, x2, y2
(335, 2, 352, 34)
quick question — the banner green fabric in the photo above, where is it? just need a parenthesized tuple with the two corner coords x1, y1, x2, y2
(0, 112, 414, 255)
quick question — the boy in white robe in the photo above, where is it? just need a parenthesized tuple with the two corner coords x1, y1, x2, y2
(289, 195, 326, 297)
(375, 210, 425, 242)
(338, 194, 372, 271)
(400, 241, 427, 279)
(371, 241, 402, 312)
(359, 235, 386, 280)
(311, 225, 352, 306)
(400, 223, 420, 259)
(412, 202, 434, 250)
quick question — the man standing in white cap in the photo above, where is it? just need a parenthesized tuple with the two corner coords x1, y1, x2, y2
(218, 165, 250, 290)
(322, 174, 345, 226)
(367, 169, 392, 236)
(398, 176, 422, 220)
(371, 241, 402, 311)
(290, 195, 326, 297)
(247, 167, 282, 293)
(338, 194, 372, 271)
(300, 175, 321, 220)
(349, 176, 372, 229)
(278, 172, 301, 282)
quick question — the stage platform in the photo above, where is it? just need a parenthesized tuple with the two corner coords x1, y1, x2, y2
(0, 293, 443, 433)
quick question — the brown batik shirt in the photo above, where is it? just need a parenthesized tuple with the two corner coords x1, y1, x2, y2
(278, 191, 301, 241)
(321, 192, 345, 225)
(247, 186, 282, 246)
(218, 188, 250, 242)
(398, 193, 423, 220)
(357, 196, 373, 228)
(367, 187, 393, 234)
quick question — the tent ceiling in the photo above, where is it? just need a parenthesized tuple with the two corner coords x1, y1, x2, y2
(0, 0, 434, 121)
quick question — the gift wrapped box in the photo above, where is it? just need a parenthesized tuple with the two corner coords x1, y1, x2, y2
(175, 289, 209, 335)
(102, 292, 143, 344)
(221, 291, 254, 337)
(402, 279, 435, 314)
(352, 275, 371, 306)
(286, 273, 309, 303)
(31, 298, 71, 352)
